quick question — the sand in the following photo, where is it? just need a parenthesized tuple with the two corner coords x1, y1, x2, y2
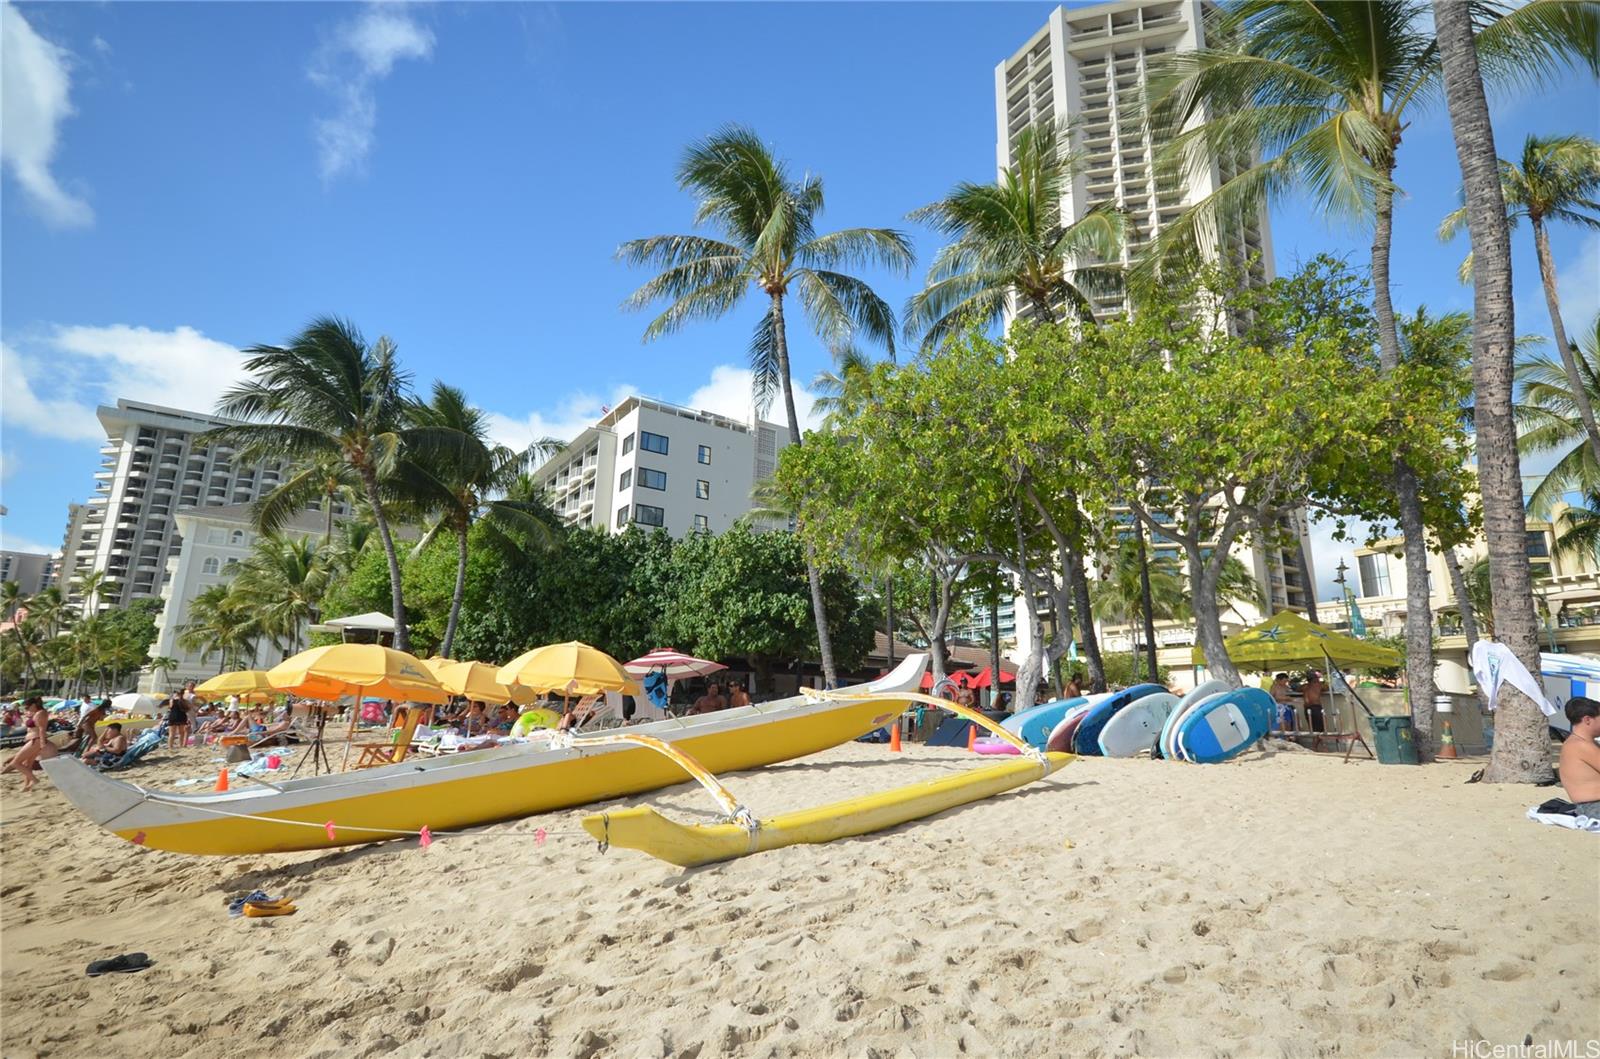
(2, 737, 1597, 1058)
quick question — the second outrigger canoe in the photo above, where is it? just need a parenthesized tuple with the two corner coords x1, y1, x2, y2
(42, 654, 928, 856)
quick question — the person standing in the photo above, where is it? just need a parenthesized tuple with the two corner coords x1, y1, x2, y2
(1, 697, 59, 791)
(167, 694, 191, 749)
(1302, 672, 1327, 733)
(70, 700, 109, 754)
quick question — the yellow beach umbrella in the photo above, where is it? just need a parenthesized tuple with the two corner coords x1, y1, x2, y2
(195, 670, 280, 704)
(267, 644, 450, 704)
(432, 660, 538, 705)
(496, 641, 640, 696)
(421, 656, 452, 675)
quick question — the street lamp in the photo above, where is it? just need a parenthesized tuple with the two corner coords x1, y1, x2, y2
(1334, 559, 1353, 631)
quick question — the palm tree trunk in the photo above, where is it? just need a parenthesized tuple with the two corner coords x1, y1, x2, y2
(1372, 168, 1441, 758)
(1433, 0, 1549, 783)
(771, 292, 837, 687)
(441, 524, 470, 658)
(1532, 219, 1600, 464)
(359, 468, 411, 654)
(1136, 522, 1159, 681)
(1442, 548, 1481, 647)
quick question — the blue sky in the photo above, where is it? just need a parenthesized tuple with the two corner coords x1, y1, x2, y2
(3, 1, 1597, 599)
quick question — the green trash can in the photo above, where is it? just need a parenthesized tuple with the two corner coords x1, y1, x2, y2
(1370, 715, 1418, 765)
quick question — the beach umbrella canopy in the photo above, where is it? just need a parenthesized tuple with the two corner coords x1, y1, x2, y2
(267, 644, 450, 704)
(1193, 610, 1402, 670)
(196, 670, 279, 701)
(110, 692, 162, 716)
(432, 660, 538, 705)
(497, 641, 640, 696)
(968, 665, 1016, 689)
(623, 648, 727, 680)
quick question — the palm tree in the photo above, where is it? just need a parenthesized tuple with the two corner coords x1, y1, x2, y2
(207, 317, 466, 653)
(252, 453, 361, 544)
(1093, 535, 1188, 679)
(74, 570, 114, 616)
(904, 121, 1126, 346)
(1441, 133, 1600, 463)
(2, 582, 37, 691)
(1146, 0, 1597, 751)
(229, 535, 329, 657)
(146, 655, 180, 692)
(1551, 490, 1600, 566)
(810, 348, 877, 428)
(1430, 0, 1588, 781)
(404, 382, 562, 658)
(1518, 315, 1600, 516)
(177, 584, 263, 674)
(620, 126, 914, 686)
(1215, 556, 1266, 623)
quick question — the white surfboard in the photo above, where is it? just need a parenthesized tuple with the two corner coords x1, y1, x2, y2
(1160, 684, 1228, 761)
(1096, 692, 1180, 757)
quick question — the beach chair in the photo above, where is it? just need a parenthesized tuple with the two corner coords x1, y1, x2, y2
(97, 724, 168, 772)
(351, 705, 432, 769)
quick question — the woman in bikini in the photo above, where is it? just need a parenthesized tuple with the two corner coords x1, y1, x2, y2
(1, 697, 59, 791)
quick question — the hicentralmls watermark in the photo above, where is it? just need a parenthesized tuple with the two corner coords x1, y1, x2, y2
(1452, 1041, 1600, 1059)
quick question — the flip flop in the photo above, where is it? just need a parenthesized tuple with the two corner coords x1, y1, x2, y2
(87, 952, 152, 976)
(243, 902, 296, 918)
(226, 890, 272, 916)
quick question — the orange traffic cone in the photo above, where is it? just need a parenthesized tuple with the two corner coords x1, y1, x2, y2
(215, 768, 230, 792)
(967, 724, 978, 751)
(889, 723, 902, 752)
(1437, 720, 1459, 760)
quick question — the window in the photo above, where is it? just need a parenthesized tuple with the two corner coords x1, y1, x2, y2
(693, 514, 709, 532)
(640, 430, 669, 455)
(202, 557, 220, 575)
(639, 468, 667, 491)
(634, 503, 665, 527)
(698, 445, 712, 465)
(207, 528, 226, 544)
(616, 506, 630, 528)
(696, 479, 710, 500)
(224, 558, 239, 570)
(229, 529, 245, 545)
(1357, 553, 1391, 597)
(622, 433, 635, 455)
(619, 470, 632, 490)
(1526, 531, 1550, 559)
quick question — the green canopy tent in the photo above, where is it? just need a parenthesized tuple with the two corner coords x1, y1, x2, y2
(1191, 610, 1402, 671)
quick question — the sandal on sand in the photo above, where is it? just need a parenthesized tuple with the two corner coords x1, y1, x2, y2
(243, 901, 296, 918)
(87, 952, 152, 976)
(227, 890, 272, 916)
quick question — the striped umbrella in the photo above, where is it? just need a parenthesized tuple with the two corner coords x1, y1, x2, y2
(623, 649, 727, 680)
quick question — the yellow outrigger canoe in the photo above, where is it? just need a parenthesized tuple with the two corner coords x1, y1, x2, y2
(42, 655, 929, 856)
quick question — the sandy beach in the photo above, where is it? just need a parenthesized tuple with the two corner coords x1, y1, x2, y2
(2, 738, 1596, 1058)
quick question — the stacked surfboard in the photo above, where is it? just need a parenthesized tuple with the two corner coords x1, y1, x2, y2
(1156, 682, 1275, 763)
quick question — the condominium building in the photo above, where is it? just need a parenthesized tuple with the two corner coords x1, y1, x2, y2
(59, 400, 337, 612)
(996, 0, 1273, 320)
(532, 396, 791, 538)
(0, 550, 56, 596)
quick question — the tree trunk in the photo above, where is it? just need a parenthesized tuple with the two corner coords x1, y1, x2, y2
(771, 292, 837, 687)
(1136, 521, 1160, 681)
(989, 594, 1002, 712)
(1533, 219, 1600, 464)
(441, 524, 470, 658)
(928, 578, 946, 689)
(885, 577, 895, 669)
(1015, 586, 1044, 714)
(1442, 548, 1481, 648)
(1372, 162, 1440, 757)
(1189, 549, 1242, 688)
(1433, 0, 1550, 783)
(360, 468, 411, 654)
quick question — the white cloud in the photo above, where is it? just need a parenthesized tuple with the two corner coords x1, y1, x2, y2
(1, 325, 244, 442)
(0, 531, 58, 556)
(684, 364, 820, 432)
(308, 5, 433, 182)
(0, 2, 93, 227)
(1305, 511, 1385, 603)
(90, 35, 111, 55)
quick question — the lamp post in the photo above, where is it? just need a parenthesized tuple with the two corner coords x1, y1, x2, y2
(1334, 559, 1353, 631)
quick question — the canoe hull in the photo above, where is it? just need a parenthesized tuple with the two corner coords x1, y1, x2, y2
(583, 751, 1071, 867)
(43, 655, 927, 856)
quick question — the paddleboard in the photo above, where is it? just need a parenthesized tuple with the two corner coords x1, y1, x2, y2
(1002, 695, 1091, 750)
(1176, 688, 1275, 764)
(1096, 692, 1181, 757)
(1158, 680, 1229, 760)
(1072, 684, 1165, 757)
(1045, 701, 1098, 753)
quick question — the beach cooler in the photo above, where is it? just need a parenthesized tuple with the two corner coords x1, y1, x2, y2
(1370, 715, 1418, 765)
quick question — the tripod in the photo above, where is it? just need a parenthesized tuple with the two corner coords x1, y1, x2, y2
(289, 706, 334, 777)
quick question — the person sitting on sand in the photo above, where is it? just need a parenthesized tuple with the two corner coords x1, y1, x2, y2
(461, 702, 490, 736)
(1270, 673, 1295, 731)
(1, 697, 58, 792)
(1558, 696, 1600, 817)
(81, 723, 130, 766)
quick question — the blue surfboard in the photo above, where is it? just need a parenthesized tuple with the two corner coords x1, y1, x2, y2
(1001, 696, 1091, 750)
(1072, 684, 1165, 757)
(1176, 688, 1274, 763)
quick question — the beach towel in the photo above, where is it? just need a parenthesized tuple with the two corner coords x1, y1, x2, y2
(1525, 799, 1600, 833)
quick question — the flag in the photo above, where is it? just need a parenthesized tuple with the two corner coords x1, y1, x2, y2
(1348, 596, 1367, 638)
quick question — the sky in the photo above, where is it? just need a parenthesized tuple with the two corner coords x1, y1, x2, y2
(3, 1, 1598, 601)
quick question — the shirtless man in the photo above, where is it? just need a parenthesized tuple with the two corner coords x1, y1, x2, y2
(82, 723, 130, 766)
(1302, 672, 1327, 733)
(1557, 697, 1600, 817)
(692, 683, 725, 714)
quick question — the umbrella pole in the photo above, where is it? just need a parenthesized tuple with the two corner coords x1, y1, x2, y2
(340, 697, 356, 772)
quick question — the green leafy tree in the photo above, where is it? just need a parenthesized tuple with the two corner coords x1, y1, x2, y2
(904, 120, 1125, 344)
(620, 126, 913, 687)
(209, 317, 467, 653)
(1442, 133, 1600, 463)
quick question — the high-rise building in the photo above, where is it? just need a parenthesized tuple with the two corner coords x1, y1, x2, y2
(532, 396, 792, 538)
(995, 0, 1273, 320)
(0, 550, 56, 595)
(60, 400, 338, 612)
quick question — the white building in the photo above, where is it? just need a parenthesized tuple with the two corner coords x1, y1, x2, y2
(0, 550, 56, 595)
(996, 0, 1273, 321)
(532, 396, 792, 538)
(143, 502, 328, 690)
